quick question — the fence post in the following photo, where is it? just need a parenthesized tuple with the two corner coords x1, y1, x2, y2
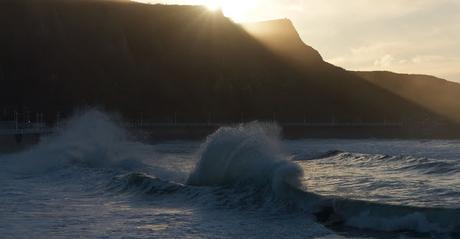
(56, 112, 61, 128)
(14, 111, 18, 133)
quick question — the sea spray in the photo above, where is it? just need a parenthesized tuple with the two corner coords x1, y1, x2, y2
(3, 112, 459, 236)
(186, 123, 460, 236)
(3, 109, 150, 175)
(187, 122, 304, 196)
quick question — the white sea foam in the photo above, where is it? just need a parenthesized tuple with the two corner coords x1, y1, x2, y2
(1, 111, 459, 238)
(2, 109, 150, 175)
(187, 122, 304, 196)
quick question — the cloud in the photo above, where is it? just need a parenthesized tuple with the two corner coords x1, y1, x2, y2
(374, 55, 395, 68)
(293, 0, 460, 82)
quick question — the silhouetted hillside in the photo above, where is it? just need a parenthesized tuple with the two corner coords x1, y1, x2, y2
(0, 0, 454, 136)
(242, 19, 322, 65)
(355, 71, 460, 125)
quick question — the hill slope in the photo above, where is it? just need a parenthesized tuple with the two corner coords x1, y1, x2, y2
(242, 19, 322, 65)
(355, 71, 460, 125)
(0, 0, 452, 136)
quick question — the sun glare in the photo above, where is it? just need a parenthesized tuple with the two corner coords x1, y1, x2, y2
(204, 0, 221, 11)
(203, 0, 260, 22)
(132, 0, 261, 22)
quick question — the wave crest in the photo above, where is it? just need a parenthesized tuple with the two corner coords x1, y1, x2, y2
(3, 109, 149, 175)
(108, 172, 184, 195)
(186, 122, 304, 196)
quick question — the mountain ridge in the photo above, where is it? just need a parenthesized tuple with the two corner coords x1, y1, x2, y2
(242, 18, 323, 65)
(242, 17, 460, 125)
(354, 71, 460, 125)
(1, 0, 459, 137)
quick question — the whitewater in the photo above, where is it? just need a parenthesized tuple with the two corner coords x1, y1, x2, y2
(0, 110, 459, 239)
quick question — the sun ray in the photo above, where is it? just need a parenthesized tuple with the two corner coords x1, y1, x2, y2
(202, 0, 260, 22)
(204, 0, 221, 11)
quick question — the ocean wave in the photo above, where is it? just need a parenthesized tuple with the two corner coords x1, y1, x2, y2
(330, 197, 460, 235)
(291, 150, 344, 161)
(107, 172, 460, 237)
(186, 122, 304, 196)
(302, 150, 460, 176)
(182, 123, 460, 236)
(108, 172, 184, 195)
(1, 110, 151, 175)
(184, 123, 459, 236)
(3, 111, 459, 237)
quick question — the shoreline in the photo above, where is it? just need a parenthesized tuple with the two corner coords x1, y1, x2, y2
(2, 125, 460, 154)
(133, 125, 460, 141)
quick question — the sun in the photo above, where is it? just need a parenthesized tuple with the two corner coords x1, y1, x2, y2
(132, 0, 260, 22)
(204, 0, 221, 11)
(203, 0, 260, 22)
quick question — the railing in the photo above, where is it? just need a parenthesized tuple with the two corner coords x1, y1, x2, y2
(124, 121, 404, 129)
(0, 121, 404, 136)
(0, 127, 54, 136)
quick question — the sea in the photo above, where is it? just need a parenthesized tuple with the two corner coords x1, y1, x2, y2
(0, 110, 459, 239)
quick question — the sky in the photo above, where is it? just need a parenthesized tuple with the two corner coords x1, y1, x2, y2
(138, 0, 460, 82)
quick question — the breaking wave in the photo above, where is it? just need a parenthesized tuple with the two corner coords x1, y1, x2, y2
(110, 121, 460, 236)
(2, 110, 459, 237)
(186, 122, 304, 196)
(305, 151, 460, 176)
(1, 109, 151, 175)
